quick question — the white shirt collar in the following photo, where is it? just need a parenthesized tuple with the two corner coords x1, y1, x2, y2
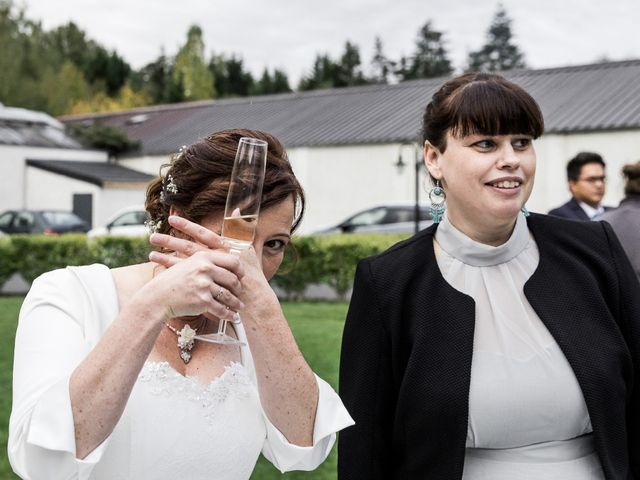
(578, 201, 605, 220)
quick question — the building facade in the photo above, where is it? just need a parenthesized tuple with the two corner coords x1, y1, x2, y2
(59, 60, 640, 234)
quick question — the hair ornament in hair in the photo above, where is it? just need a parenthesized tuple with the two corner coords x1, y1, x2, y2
(160, 174, 179, 203)
(144, 218, 162, 234)
(164, 174, 179, 194)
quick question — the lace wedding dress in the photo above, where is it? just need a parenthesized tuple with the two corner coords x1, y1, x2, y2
(9, 264, 353, 480)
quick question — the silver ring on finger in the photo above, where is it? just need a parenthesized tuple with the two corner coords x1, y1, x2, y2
(214, 287, 225, 301)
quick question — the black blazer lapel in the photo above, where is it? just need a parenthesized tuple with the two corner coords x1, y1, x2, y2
(568, 198, 591, 221)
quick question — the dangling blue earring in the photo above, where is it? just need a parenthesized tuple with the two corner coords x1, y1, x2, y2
(521, 206, 530, 217)
(429, 180, 446, 224)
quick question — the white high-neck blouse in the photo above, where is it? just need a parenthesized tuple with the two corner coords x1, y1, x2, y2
(434, 213, 604, 480)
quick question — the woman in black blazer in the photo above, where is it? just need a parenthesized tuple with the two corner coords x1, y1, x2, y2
(338, 73, 640, 479)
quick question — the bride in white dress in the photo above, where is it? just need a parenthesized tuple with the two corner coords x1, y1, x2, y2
(9, 129, 354, 480)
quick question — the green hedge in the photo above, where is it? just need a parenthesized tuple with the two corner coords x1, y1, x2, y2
(0, 233, 411, 299)
(0, 235, 152, 285)
(0, 237, 16, 288)
(272, 233, 410, 300)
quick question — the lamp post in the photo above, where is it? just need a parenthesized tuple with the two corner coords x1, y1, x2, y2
(395, 142, 424, 234)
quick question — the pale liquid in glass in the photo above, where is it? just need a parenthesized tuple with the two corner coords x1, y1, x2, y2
(222, 214, 258, 250)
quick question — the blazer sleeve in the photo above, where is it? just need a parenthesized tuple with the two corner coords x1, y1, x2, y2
(338, 259, 395, 479)
(602, 221, 640, 475)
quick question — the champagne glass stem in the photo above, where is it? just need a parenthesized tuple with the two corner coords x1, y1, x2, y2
(216, 247, 242, 338)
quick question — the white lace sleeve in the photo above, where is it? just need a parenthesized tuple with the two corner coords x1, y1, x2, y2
(260, 374, 354, 472)
(8, 268, 113, 480)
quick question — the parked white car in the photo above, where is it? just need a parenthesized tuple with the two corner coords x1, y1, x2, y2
(88, 206, 149, 238)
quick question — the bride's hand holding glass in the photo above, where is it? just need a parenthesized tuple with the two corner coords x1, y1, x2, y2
(147, 215, 245, 323)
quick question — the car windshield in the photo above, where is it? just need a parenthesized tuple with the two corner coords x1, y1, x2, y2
(112, 211, 147, 227)
(345, 207, 387, 227)
(41, 212, 84, 226)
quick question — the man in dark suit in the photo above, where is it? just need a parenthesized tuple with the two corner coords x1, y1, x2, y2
(548, 152, 613, 220)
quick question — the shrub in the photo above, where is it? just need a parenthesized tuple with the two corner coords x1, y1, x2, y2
(317, 234, 409, 300)
(2, 235, 151, 285)
(272, 236, 324, 301)
(91, 236, 153, 268)
(273, 233, 409, 300)
(0, 237, 17, 288)
(11, 234, 100, 283)
(1, 233, 411, 299)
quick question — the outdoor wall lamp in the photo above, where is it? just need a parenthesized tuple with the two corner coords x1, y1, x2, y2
(394, 142, 423, 234)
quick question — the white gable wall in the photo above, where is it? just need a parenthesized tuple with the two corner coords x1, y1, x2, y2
(287, 144, 420, 234)
(119, 154, 166, 176)
(25, 167, 147, 228)
(0, 145, 106, 211)
(532, 130, 639, 213)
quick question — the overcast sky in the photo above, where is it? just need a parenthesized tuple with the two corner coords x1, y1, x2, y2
(20, 0, 640, 86)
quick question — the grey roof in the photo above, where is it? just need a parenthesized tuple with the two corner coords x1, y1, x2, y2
(0, 103, 83, 149)
(26, 159, 154, 187)
(59, 59, 640, 156)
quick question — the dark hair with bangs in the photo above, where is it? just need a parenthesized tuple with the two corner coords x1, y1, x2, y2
(421, 73, 544, 153)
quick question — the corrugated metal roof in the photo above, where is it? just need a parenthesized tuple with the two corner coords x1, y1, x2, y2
(59, 59, 640, 156)
(0, 103, 83, 149)
(0, 122, 83, 149)
(26, 159, 154, 186)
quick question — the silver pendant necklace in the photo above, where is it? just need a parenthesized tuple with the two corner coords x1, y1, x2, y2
(165, 317, 207, 364)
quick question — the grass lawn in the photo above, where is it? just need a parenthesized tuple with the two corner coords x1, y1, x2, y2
(0, 298, 348, 480)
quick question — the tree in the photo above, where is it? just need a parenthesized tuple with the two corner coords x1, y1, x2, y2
(251, 68, 292, 96)
(43, 22, 92, 73)
(467, 4, 526, 72)
(271, 69, 292, 94)
(39, 61, 92, 115)
(67, 122, 140, 156)
(400, 21, 452, 81)
(298, 54, 338, 91)
(173, 25, 214, 100)
(298, 42, 370, 91)
(335, 41, 369, 87)
(134, 50, 173, 104)
(369, 36, 395, 84)
(0, 1, 136, 114)
(69, 84, 150, 115)
(208, 53, 254, 98)
(43, 22, 131, 95)
(0, 0, 48, 110)
(251, 69, 273, 96)
(85, 47, 131, 96)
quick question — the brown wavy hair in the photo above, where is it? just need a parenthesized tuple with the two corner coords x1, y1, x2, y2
(145, 129, 305, 236)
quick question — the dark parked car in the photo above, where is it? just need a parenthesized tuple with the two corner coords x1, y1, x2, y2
(313, 203, 433, 235)
(0, 210, 89, 235)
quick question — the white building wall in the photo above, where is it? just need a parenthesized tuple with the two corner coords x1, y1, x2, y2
(115, 129, 640, 235)
(119, 154, 167, 176)
(99, 188, 147, 226)
(0, 145, 106, 211)
(25, 167, 147, 228)
(287, 144, 420, 234)
(532, 130, 639, 213)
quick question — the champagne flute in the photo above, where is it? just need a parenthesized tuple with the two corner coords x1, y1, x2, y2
(195, 137, 267, 345)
